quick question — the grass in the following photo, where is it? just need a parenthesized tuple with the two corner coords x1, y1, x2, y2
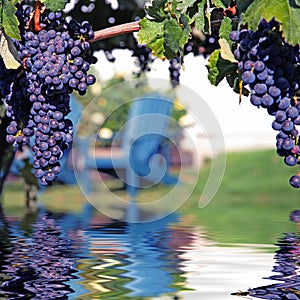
(181, 149, 300, 244)
(2, 148, 300, 245)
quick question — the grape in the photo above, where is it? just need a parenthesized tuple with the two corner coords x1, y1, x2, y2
(254, 61, 265, 72)
(282, 138, 294, 150)
(275, 110, 286, 122)
(242, 71, 256, 84)
(254, 83, 267, 94)
(168, 56, 181, 87)
(1, 2, 97, 186)
(284, 155, 297, 166)
(257, 70, 268, 81)
(230, 18, 300, 188)
(286, 107, 298, 119)
(261, 94, 274, 107)
(268, 86, 281, 98)
(282, 120, 294, 133)
(229, 31, 240, 42)
(289, 175, 300, 188)
(250, 95, 262, 106)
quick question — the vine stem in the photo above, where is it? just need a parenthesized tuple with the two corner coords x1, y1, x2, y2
(89, 21, 141, 43)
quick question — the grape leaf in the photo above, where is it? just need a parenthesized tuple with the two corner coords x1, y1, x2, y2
(138, 14, 191, 60)
(145, 0, 168, 21)
(164, 15, 191, 58)
(177, 0, 198, 13)
(211, 0, 226, 8)
(243, 0, 300, 45)
(1, 0, 20, 40)
(218, 16, 232, 45)
(206, 49, 237, 86)
(219, 38, 236, 62)
(138, 18, 166, 59)
(42, 0, 69, 11)
(193, 1, 207, 32)
(0, 29, 20, 69)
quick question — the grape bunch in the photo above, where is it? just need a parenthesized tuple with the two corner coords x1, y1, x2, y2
(230, 18, 300, 188)
(169, 56, 181, 87)
(2, 1, 97, 185)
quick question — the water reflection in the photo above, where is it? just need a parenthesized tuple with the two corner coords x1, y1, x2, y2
(0, 209, 78, 299)
(0, 204, 293, 299)
(234, 210, 300, 300)
(0, 204, 193, 299)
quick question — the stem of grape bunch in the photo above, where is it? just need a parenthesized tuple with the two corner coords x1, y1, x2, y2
(89, 21, 141, 43)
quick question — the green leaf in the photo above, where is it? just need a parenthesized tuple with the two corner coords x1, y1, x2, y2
(0, 29, 20, 69)
(42, 0, 69, 11)
(164, 15, 191, 58)
(193, 1, 207, 32)
(211, 0, 226, 8)
(138, 14, 191, 60)
(206, 49, 237, 86)
(1, 0, 20, 40)
(145, 0, 168, 21)
(243, 0, 300, 45)
(138, 18, 166, 59)
(177, 0, 198, 13)
(219, 16, 232, 45)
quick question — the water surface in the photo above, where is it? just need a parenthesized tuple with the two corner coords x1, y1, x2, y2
(0, 203, 298, 299)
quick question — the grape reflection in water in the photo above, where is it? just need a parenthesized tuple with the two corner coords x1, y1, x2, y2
(235, 210, 300, 300)
(0, 208, 79, 299)
(0, 204, 193, 299)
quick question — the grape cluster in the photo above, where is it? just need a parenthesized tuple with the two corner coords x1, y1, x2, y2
(230, 19, 300, 188)
(169, 56, 181, 87)
(2, 1, 97, 185)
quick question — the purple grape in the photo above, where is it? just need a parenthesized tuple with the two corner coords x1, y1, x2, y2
(286, 107, 298, 119)
(282, 120, 294, 132)
(250, 95, 262, 106)
(254, 83, 267, 94)
(275, 110, 286, 122)
(242, 71, 256, 84)
(254, 61, 265, 72)
(261, 94, 274, 107)
(268, 86, 281, 97)
(282, 138, 294, 150)
(284, 155, 297, 166)
(289, 175, 300, 188)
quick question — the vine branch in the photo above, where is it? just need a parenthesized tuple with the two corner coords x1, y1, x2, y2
(89, 21, 141, 43)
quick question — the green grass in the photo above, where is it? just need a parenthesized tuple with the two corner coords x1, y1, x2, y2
(181, 149, 300, 245)
(2, 148, 300, 245)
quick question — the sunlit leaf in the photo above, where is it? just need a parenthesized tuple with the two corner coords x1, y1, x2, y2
(1, 0, 20, 40)
(0, 29, 20, 69)
(138, 18, 166, 59)
(243, 0, 300, 45)
(145, 0, 168, 21)
(219, 38, 236, 62)
(42, 0, 69, 11)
